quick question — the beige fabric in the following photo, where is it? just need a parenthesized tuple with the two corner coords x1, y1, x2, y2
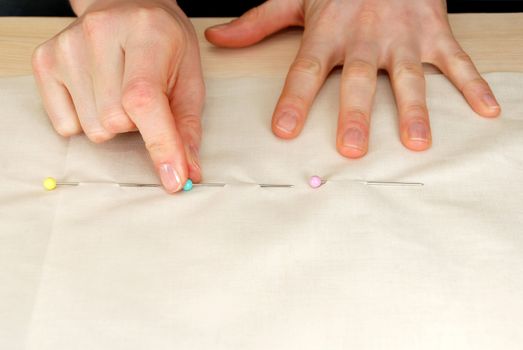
(1, 72, 522, 349)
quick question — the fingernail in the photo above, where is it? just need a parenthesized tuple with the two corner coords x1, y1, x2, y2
(342, 127, 366, 150)
(482, 93, 500, 109)
(159, 163, 182, 193)
(407, 121, 429, 142)
(275, 111, 297, 134)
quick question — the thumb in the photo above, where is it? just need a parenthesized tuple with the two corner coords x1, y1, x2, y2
(205, 0, 303, 48)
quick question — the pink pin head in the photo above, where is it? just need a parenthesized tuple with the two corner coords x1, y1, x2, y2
(309, 175, 324, 189)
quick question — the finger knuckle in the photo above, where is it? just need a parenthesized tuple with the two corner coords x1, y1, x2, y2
(461, 77, 488, 92)
(357, 9, 379, 26)
(122, 79, 158, 113)
(452, 50, 473, 65)
(342, 59, 376, 81)
(424, 33, 456, 63)
(402, 105, 428, 118)
(32, 43, 54, 75)
(56, 31, 78, 56)
(145, 135, 176, 155)
(99, 107, 132, 133)
(82, 11, 110, 39)
(280, 93, 309, 111)
(177, 113, 201, 131)
(291, 55, 323, 77)
(393, 60, 424, 79)
(243, 5, 264, 22)
(313, 2, 342, 23)
(421, 7, 448, 29)
(86, 130, 113, 143)
(344, 109, 370, 128)
(54, 121, 81, 137)
(133, 6, 172, 28)
(132, 7, 187, 51)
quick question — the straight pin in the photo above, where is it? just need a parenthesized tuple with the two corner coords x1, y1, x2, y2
(43, 177, 291, 192)
(43, 177, 227, 192)
(361, 180, 423, 187)
(308, 176, 423, 188)
(259, 184, 294, 188)
(118, 182, 227, 188)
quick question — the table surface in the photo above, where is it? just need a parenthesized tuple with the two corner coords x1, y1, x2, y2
(0, 14, 522, 77)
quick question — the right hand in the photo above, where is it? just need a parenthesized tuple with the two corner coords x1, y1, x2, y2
(32, 0, 204, 193)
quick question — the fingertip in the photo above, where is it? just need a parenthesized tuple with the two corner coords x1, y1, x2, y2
(53, 119, 82, 138)
(484, 106, 501, 118)
(336, 126, 369, 159)
(204, 20, 258, 48)
(475, 106, 501, 119)
(207, 1, 299, 47)
(401, 126, 432, 152)
(402, 138, 432, 152)
(272, 128, 300, 140)
(86, 130, 115, 144)
(100, 111, 136, 134)
(204, 30, 258, 48)
(272, 110, 302, 139)
(337, 146, 368, 159)
(158, 162, 187, 194)
(151, 146, 189, 194)
(204, 23, 230, 44)
(272, 125, 301, 139)
(205, 23, 230, 34)
(188, 166, 202, 184)
(400, 118, 432, 152)
(204, 11, 285, 48)
(470, 92, 502, 118)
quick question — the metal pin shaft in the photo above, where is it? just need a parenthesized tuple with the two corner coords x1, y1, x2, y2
(361, 180, 424, 187)
(54, 180, 421, 189)
(259, 184, 294, 188)
(56, 181, 292, 188)
(55, 181, 227, 188)
(349, 179, 424, 187)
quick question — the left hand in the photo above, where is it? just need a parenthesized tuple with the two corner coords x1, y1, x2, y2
(205, 0, 501, 158)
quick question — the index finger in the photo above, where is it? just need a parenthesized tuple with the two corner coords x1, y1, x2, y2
(121, 36, 188, 193)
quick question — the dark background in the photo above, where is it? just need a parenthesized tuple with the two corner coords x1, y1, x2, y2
(1, 0, 522, 16)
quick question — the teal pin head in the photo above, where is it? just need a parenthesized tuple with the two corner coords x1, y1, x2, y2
(183, 179, 193, 192)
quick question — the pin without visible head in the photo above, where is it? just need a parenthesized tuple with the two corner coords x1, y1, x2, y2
(308, 175, 423, 188)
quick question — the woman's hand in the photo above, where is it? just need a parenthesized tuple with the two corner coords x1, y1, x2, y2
(206, 0, 500, 158)
(32, 0, 204, 193)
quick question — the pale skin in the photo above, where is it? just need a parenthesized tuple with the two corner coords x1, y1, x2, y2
(32, 0, 501, 193)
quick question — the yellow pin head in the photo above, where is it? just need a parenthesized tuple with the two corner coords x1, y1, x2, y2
(43, 177, 57, 191)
